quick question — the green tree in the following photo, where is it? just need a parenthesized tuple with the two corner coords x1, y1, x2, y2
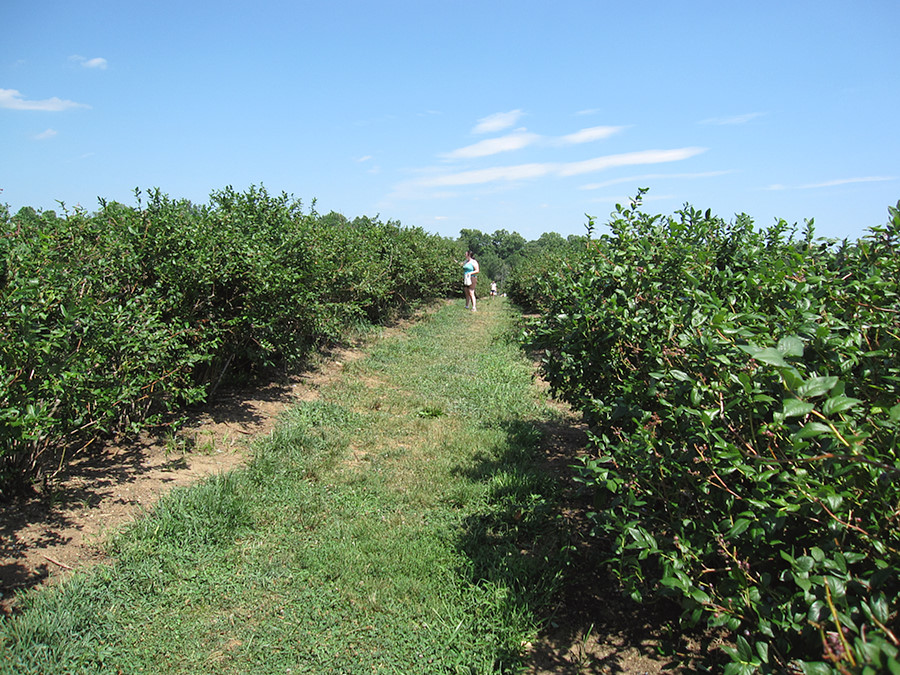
(490, 228, 526, 259)
(458, 228, 491, 255)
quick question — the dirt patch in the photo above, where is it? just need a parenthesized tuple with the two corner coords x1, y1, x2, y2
(0, 343, 363, 615)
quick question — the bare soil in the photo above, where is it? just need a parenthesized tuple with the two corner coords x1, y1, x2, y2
(0, 315, 691, 673)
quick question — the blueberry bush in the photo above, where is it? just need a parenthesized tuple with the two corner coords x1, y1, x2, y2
(0, 186, 458, 495)
(518, 191, 900, 673)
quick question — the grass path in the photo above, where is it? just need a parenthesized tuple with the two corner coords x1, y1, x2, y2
(1, 298, 582, 674)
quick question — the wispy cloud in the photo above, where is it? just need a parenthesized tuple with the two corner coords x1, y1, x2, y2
(0, 88, 90, 111)
(700, 112, 765, 125)
(415, 147, 707, 188)
(443, 130, 540, 159)
(34, 128, 58, 140)
(580, 170, 732, 190)
(355, 155, 381, 174)
(556, 125, 625, 145)
(472, 109, 524, 134)
(558, 148, 707, 177)
(443, 125, 626, 160)
(422, 163, 553, 187)
(765, 176, 896, 191)
(70, 55, 108, 69)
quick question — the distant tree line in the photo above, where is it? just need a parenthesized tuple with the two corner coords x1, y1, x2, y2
(455, 227, 588, 290)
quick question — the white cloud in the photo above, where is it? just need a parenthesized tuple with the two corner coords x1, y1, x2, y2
(70, 55, 108, 69)
(0, 88, 90, 111)
(798, 176, 896, 189)
(700, 112, 765, 125)
(556, 125, 625, 145)
(413, 147, 706, 189)
(34, 128, 58, 140)
(355, 155, 382, 172)
(764, 176, 896, 191)
(558, 148, 707, 177)
(472, 109, 524, 134)
(442, 124, 624, 161)
(580, 170, 732, 190)
(443, 130, 540, 159)
(422, 163, 554, 187)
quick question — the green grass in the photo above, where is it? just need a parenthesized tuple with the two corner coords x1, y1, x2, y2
(0, 297, 571, 674)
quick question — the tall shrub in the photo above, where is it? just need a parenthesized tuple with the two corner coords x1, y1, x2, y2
(1, 200, 209, 494)
(522, 192, 900, 673)
(1, 186, 458, 495)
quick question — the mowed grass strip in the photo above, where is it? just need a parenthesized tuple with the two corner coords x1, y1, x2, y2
(0, 297, 571, 674)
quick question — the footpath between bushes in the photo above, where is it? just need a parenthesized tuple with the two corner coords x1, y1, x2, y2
(0, 298, 675, 674)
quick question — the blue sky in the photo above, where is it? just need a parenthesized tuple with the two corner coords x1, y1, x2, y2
(3, 1, 898, 242)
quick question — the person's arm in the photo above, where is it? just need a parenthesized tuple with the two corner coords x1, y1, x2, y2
(472, 260, 480, 273)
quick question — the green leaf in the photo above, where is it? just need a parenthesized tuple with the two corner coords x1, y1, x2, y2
(781, 366, 805, 391)
(825, 575, 847, 597)
(660, 575, 686, 591)
(822, 395, 862, 416)
(808, 599, 827, 621)
(783, 398, 814, 418)
(736, 634, 753, 661)
(795, 555, 815, 573)
(797, 375, 838, 398)
(690, 586, 711, 604)
(797, 421, 832, 438)
(727, 518, 751, 538)
(744, 346, 788, 368)
(777, 335, 804, 358)
(792, 573, 812, 592)
(870, 594, 889, 623)
(824, 493, 843, 512)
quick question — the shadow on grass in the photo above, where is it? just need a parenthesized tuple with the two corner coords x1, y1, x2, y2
(452, 418, 692, 673)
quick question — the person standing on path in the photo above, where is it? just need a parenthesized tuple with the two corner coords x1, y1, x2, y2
(462, 251, 479, 312)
